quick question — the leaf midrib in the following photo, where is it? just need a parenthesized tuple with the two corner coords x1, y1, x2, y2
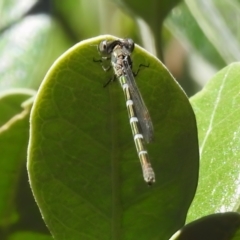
(109, 83, 122, 240)
(199, 65, 232, 157)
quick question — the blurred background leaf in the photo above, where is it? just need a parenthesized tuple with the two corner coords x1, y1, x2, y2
(0, 14, 72, 92)
(0, 89, 51, 239)
(0, 0, 37, 29)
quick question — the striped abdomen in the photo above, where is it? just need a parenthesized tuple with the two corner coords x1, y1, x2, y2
(118, 76, 155, 185)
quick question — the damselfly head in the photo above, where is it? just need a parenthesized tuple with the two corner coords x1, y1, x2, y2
(98, 40, 109, 55)
(121, 38, 135, 53)
(98, 38, 135, 56)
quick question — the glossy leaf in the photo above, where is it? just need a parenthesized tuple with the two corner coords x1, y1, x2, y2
(0, 14, 72, 92)
(0, 0, 36, 29)
(28, 35, 199, 240)
(188, 63, 240, 222)
(185, 0, 240, 63)
(165, 2, 225, 68)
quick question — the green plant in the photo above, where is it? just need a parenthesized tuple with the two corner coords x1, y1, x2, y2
(1, 0, 240, 239)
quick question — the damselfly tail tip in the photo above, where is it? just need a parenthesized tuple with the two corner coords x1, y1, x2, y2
(143, 168, 155, 186)
(146, 178, 155, 186)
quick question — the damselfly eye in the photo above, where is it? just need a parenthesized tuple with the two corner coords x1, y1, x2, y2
(98, 40, 108, 54)
(125, 38, 134, 53)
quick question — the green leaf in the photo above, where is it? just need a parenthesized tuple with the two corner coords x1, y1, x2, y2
(169, 212, 240, 240)
(0, 0, 36, 29)
(0, 14, 72, 92)
(28, 35, 199, 240)
(0, 89, 33, 229)
(9, 231, 52, 240)
(53, 0, 103, 39)
(165, 2, 226, 68)
(113, 0, 181, 28)
(188, 63, 240, 222)
(0, 89, 51, 238)
(185, 0, 240, 63)
(111, 0, 182, 57)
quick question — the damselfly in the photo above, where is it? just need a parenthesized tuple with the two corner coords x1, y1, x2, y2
(98, 38, 155, 185)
